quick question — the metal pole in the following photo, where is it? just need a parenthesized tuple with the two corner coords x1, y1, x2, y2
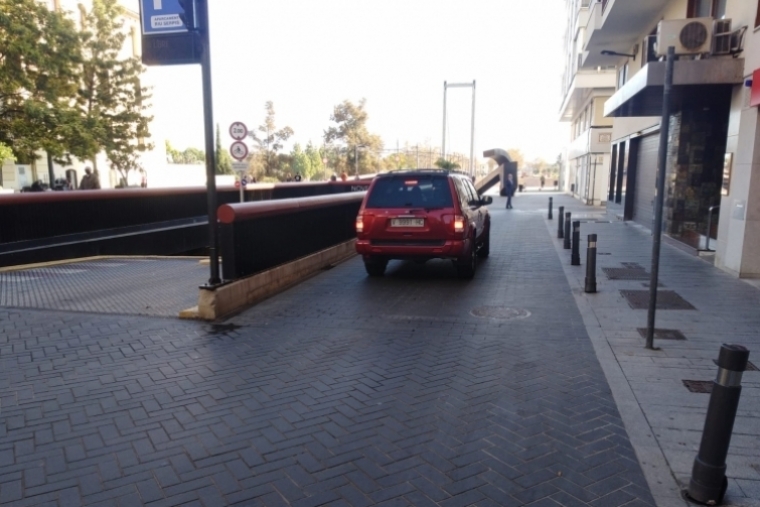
(199, 0, 220, 285)
(585, 234, 597, 293)
(564, 212, 572, 249)
(470, 80, 476, 178)
(47, 152, 55, 186)
(548, 197, 553, 220)
(442, 81, 447, 159)
(354, 145, 358, 177)
(688, 344, 750, 505)
(558, 206, 565, 239)
(571, 221, 581, 265)
(645, 46, 675, 350)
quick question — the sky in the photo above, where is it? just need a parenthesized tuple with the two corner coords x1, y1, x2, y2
(143, 0, 569, 164)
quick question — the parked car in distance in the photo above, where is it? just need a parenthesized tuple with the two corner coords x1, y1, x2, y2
(355, 169, 492, 278)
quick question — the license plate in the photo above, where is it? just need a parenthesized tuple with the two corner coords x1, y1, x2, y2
(391, 218, 424, 227)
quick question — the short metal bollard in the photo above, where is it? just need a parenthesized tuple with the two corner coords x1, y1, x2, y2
(571, 221, 581, 265)
(584, 234, 597, 293)
(548, 197, 553, 220)
(687, 344, 751, 505)
(563, 212, 572, 249)
(557, 206, 565, 239)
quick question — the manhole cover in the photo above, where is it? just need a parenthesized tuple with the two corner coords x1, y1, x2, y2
(683, 380, 712, 393)
(637, 328, 687, 341)
(603, 268, 651, 280)
(620, 290, 695, 310)
(471, 306, 531, 320)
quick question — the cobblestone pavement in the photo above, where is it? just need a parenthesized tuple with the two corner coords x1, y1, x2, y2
(0, 196, 657, 506)
(0, 258, 206, 317)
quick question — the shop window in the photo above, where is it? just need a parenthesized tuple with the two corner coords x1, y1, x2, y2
(688, 0, 726, 18)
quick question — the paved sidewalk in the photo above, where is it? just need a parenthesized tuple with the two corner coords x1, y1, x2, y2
(537, 193, 760, 506)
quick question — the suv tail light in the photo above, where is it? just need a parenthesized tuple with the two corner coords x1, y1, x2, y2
(453, 215, 465, 233)
(356, 215, 364, 233)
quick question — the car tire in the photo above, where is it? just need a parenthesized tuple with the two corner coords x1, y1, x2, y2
(455, 238, 476, 279)
(477, 229, 490, 258)
(364, 258, 387, 277)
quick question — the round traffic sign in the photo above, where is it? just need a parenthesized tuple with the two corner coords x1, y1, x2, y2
(229, 141, 249, 161)
(234, 180, 240, 188)
(229, 122, 248, 141)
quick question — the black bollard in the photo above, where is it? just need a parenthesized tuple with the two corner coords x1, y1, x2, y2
(584, 234, 597, 293)
(563, 212, 571, 249)
(571, 221, 581, 265)
(557, 206, 565, 239)
(687, 344, 751, 505)
(548, 197, 553, 220)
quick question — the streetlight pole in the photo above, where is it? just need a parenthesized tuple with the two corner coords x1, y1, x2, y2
(442, 80, 477, 177)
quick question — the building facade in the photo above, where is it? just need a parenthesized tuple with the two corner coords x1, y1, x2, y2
(566, 0, 760, 279)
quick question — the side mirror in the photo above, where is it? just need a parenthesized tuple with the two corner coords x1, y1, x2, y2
(481, 196, 493, 205)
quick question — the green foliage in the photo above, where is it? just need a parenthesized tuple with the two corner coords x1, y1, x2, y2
(305, 142, 324, 180)
(165, 140, 205, 164)
(323, 99, 382, 175)
(290, 143, 309, 179)
(215, 124, 233, 174)
(249, 101, 293, 177)
(434, 158, 460, 170)
(78, 0, 153, 178)
(0, 141, 14, 162)
(0, 0, 83, 166)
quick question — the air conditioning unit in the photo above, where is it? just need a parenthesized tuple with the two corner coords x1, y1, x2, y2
(712, 19, 732, 55)
(656, 18, 713, 56)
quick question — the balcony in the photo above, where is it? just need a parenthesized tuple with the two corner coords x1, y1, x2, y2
(568, 126, 613, 160)
(604, 58, 745, 117)
(559, 68, 617, 122)
(583, 0, 669, 68)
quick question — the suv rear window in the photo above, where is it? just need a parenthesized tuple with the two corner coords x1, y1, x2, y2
(365, 175, 453, 209)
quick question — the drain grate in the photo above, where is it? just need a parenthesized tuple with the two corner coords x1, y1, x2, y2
(603, 265, 651, 280)
(637, 328, 687, 341)
(620, 290, 695, 310)
(471, 306, 531, 320)
(683, 380, 713, 393)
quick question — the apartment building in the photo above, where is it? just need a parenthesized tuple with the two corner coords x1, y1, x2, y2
(566, 0, 760, 279)
(559, 0, 617, 206)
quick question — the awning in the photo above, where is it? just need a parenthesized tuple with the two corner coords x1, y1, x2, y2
(604, 58, 745, 117)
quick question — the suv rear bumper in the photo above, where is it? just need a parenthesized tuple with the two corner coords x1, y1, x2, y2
(356, 238, 468, 259)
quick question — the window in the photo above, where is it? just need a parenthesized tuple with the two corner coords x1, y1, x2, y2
(365, 175, 453, 209)
(617, 64, 628, 89)
(688, 0, 726, 18)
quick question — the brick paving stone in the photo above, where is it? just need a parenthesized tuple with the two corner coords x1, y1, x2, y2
(0, 195, 659, 506)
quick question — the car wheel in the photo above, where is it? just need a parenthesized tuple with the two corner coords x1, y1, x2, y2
(477, 229, 490, 258)
(455, 239, 476, 279)
(364, 258, 387, 277)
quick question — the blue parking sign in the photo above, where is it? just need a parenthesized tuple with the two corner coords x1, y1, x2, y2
(141, 0, 189, 35)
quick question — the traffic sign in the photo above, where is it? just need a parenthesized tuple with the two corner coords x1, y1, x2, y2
(232, 161, 248, 173)
(234, 180, 240, 188)
(229, 122, 248, 141)
(229, 142, 249, 161)
(140, 0, 191, 35)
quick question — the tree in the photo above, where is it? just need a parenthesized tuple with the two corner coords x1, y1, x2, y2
(0, 0, 84, 177)
(290, 143, 310, 179)
(215, 124, 233, 174)
(0, 142, 13, 162)
(165, 140, 180, 163)
(506, 148, 525, 169)
(305, 142, 324, 180)
(249, 101, 293, 177)
(77, 0, 153, 178)
(323, 99, 382, 175)
(434, 158, 460, 170)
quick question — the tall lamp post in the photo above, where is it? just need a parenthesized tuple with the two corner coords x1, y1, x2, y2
(354, 144, 367, 178)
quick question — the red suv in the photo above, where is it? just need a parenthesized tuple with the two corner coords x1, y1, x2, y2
(355, 170, 492, 278)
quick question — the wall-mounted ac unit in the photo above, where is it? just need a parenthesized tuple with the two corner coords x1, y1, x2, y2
(656, 18, 713, 56)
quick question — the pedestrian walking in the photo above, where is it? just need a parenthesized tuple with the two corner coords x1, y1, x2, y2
(505, 173, 515, 209)
(79, 167, 100, 190)
(540, 175, 545, 191)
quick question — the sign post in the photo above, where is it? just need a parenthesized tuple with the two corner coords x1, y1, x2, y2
(229, 124, 249, 202)
(138, 0, 221, 285)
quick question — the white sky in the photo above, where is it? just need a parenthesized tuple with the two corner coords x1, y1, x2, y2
(144, 0, 569, 163)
